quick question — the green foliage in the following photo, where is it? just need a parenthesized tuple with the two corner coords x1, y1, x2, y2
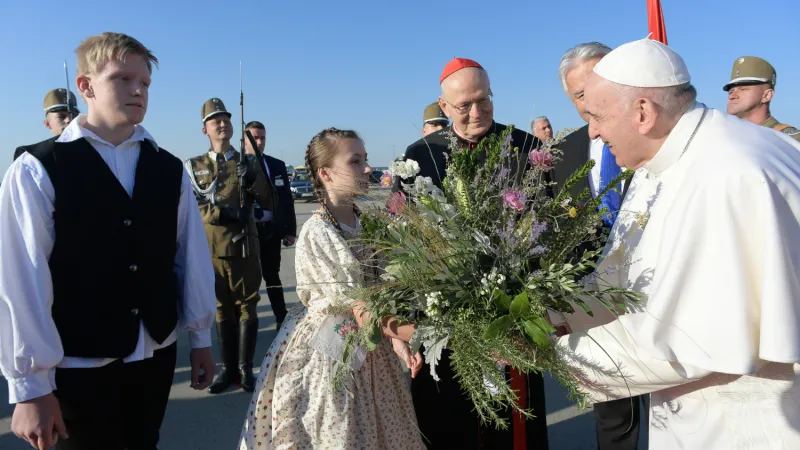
(338, 125, 642, 428)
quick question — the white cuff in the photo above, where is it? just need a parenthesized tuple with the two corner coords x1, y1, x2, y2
(7, 369, 56, 403)
(188, 329, 212, 349)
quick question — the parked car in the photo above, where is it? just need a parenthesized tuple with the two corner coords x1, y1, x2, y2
(369, 170, 384, 184)
(290, 177, 315, 202)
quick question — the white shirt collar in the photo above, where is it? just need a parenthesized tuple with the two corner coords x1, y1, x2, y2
(56, 114, 158, 150)
(643, 102, 706, 176)
(208, 147, 238, 161)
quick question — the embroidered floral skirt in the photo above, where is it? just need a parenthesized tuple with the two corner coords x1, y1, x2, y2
(238, 307, 425, 449)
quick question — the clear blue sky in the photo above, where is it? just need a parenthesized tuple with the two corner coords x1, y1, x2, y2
(1, 0, 798, 176)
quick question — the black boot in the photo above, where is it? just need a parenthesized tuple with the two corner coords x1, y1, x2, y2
(208, 320, 240, 394)
(239, 318, 259, 393)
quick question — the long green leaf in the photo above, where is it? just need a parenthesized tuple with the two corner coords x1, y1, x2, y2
(484, 315, 512, 340)
(509, 292, 531, 318)
(523, 320, 550, 348)
(494, 290, 512, 312)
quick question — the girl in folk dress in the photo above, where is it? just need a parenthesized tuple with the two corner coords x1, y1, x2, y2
(239, 128, 426, 449)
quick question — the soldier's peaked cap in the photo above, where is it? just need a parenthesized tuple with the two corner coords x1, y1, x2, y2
(201, 97, 232, 122)
(423, 102, 448, 124)
(44, 88, 79, 114)
(723, 56, 777, 91)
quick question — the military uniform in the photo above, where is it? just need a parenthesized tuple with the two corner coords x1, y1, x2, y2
(186, 98, 275, 394)
(762, 116, 800, 142)
(13, 88, 80, 161)
(723, 56, 800, 142)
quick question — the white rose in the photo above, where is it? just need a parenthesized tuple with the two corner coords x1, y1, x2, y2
(405, 160, 421, 178)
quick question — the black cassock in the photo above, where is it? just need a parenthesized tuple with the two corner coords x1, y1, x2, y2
(394, 123, 549, 450)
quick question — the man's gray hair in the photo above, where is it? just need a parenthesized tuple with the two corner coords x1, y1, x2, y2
(611, 82, 698, 120)
(558, 42, 612, 93)
(533, 116, 549, 124)
(531, 116, 549, 129)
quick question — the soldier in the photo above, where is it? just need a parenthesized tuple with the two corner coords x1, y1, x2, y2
(43, 88, 80, 136)
(185, 98, 275, 394)
(724, 56, 800, 142)
(13, 88, 81, 160)
(422, 101, 449, 136)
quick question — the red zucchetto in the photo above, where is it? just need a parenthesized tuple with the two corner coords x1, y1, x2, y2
(440, 58, 483, 84)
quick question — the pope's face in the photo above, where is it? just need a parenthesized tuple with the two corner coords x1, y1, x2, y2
(439, 68, 493, 141)
(584, 73, 648, 170)
(726, 84, 771, 118)
(564, 57, 603, 123)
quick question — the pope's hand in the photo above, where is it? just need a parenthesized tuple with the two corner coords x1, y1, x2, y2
(555, 323, 572, 337)
(190, 347, 215, 390)
(11, 393, 68, 450)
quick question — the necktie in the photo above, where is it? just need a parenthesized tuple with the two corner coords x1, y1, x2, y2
(598, 144, 622, 227)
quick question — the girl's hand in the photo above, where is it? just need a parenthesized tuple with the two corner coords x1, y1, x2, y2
(391, 337, 424, 379)
(391, 337, 414, 370)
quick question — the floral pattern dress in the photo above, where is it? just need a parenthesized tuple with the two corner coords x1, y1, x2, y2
(238, 213, 425, 449)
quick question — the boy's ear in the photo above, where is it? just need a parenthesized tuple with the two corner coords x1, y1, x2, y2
(44, 118, 51, 130)
(77, 76, 93, 99)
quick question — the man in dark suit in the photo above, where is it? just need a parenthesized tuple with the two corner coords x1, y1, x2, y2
(552, 41, 647, 450)
(244, 121, 296, 330)
(394, 58, 546, 450)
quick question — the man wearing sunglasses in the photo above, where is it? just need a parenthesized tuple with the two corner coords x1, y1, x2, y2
(393, 58, 546, 449)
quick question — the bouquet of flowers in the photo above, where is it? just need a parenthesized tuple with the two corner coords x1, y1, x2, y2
(345, 126, 638, 428)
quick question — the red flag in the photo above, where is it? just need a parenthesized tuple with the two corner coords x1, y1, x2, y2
(647, 0, 668, 45)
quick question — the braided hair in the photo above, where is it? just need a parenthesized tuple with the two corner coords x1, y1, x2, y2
(305, 127, 363, 232)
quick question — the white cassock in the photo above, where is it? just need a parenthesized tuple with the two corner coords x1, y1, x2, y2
(556, 103, 800, 449)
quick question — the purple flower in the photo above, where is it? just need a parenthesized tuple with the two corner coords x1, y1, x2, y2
(500, 133, 513, 157)
(529, 150, 553, 171)
(502, 190, 525, 211)
(530, 220, 548, 243)
(529, 245, 547, 256)
(388, 192, 406, 215)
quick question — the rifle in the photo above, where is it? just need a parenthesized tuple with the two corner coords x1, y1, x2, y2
(63, 60, 76, 120)
(234, 60, 271, 259)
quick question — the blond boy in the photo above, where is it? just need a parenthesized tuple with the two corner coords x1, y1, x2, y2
(0, 32, 216, 450)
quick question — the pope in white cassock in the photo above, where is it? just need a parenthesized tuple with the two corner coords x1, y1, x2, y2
(555, 38, 800, 449)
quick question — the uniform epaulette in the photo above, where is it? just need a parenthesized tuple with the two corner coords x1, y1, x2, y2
(782, 127, 800, 136)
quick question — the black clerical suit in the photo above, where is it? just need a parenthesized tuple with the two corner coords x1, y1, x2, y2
(254, 154, 296, 325)
(550, 124, 647, 450)
(394, 123, 548, 450)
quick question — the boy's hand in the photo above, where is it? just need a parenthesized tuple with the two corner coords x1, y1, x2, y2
(189, 347, 215, 390)
(11, 393, 68, 450)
